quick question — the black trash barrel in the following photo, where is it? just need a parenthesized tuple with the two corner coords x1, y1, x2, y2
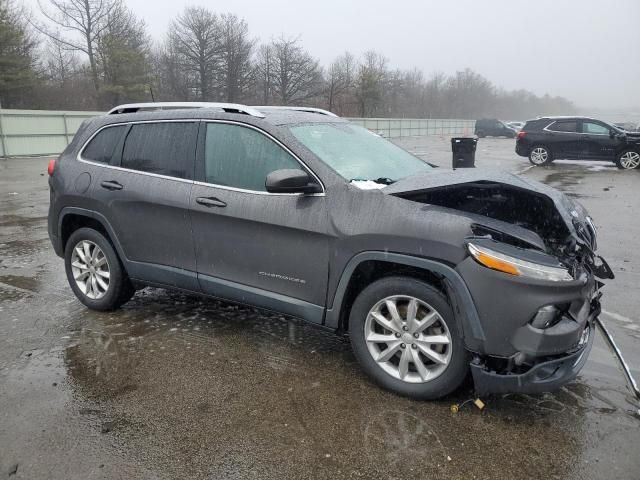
(451, 137, 477, 169)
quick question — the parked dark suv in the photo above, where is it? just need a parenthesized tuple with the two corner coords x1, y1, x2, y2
(474, 118, 517, 138)
(48, 102, 613, 400)
(516, 116, 640, 169)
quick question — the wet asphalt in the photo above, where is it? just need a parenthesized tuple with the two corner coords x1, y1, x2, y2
(1, 137, 639, 479)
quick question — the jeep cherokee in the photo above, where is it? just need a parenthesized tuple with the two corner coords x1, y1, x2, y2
(47, 102, 613, 399)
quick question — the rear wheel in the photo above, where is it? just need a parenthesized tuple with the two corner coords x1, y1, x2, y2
(529, 145, 553, 165)
(614, 149, 640, 170)
(64, 228, 135, 311)
(349, 277, 469, 400)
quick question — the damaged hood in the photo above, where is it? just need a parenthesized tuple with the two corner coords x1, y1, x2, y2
(386, 169, 588, 230)
(381, 168, 596, 250)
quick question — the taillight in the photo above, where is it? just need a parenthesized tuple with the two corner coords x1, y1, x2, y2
(516, 131, 527, 140)
(47, 158, 56, 176)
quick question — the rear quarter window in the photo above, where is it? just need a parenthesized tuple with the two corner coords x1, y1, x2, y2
(81, 125, 127, 163)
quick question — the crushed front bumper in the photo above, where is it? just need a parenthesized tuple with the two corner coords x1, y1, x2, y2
(471, 320, 595, 396)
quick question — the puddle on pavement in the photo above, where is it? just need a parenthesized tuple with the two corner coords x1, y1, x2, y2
(40, 287, 637, 479)
(0, 238, 50, 260)
(0, 274, 40, 292)
(0, 214, 47, 227)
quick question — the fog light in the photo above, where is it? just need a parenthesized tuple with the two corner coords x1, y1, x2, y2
(531, 305, 559, 328)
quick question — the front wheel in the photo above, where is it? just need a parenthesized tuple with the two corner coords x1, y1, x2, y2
(349, 277, 469, 400)
(614, 149, 640, 170)
(529, 145, 553, 166)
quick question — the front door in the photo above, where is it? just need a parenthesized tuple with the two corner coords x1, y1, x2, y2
(89, 120, 199, 290)
(190, 121, 329, 323)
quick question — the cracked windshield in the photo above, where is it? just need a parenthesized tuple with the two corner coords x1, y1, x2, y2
(1, 0, 638, 479)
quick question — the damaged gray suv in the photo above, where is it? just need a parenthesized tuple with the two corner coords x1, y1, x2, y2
(47, 102, 613, 399)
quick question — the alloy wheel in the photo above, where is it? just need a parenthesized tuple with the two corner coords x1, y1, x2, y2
(619, 151, 640, 169)
(530, 147, 548, 165)
(70, 240, 111, 299)
(364, 295, 452, 383)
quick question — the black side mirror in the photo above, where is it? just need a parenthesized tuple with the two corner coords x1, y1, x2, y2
(265, 169, 322, 194)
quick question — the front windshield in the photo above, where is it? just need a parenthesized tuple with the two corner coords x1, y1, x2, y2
(289, 123, 432, 183)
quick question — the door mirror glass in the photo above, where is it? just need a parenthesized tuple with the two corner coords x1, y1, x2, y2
(265, 169, 322, 194)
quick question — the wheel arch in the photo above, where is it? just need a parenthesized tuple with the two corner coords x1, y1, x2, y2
(59, 207, 127, 262)
(325, 252, 485, 350)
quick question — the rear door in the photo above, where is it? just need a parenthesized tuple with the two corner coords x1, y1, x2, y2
(580, 120, 618, 160)
(87, 120, 199, 290)
(544, 120, 583, 158)
(190, 121, 330, 323)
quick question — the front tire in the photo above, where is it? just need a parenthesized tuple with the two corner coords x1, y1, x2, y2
(528, 145, 553, 166)
(349, 277, 469, 400)
(64, 228, 135, 311)
(614, 149, 640, 170)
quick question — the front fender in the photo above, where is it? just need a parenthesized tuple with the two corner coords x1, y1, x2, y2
(324, 251, 486, 352)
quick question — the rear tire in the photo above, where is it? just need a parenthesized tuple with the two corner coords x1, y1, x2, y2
(349, 276, 469, 400)
(614, 149, 640, 170)
(64, 228, 135, 311)
(528, 145, 553, 166)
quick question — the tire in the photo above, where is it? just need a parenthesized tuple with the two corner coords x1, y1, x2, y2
(528, 144, 553, 166)
(476, 131, 486, 138)
(349, 276, 469, 400)
(614, 149, 640, 170)
(64, 228, 135, 311)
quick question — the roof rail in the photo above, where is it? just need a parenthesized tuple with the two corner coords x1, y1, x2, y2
(107, 102, 266, 118)
(254, 106, 339, 117)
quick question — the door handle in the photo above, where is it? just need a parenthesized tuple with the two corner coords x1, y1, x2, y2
(100, 180, 123, 191)
(196, 196, 227, 208)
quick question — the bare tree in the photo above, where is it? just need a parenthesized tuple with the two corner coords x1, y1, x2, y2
(324, 51, 356, 114)
(45, 35, 79, 88)
(168, 7, 221, 101)
(354, 51, 388, 117)
(218, 13, 254, 102)
(255, 43, 273, 104)
(35, 0, 119, 99)
(261, 36, 321, 105)
(152, 42, 191, 101)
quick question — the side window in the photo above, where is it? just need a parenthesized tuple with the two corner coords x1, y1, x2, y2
(582, 122, 609, 135)
(204, 123, 300, 191)
(548, 121, 578, 133)
(82, 125, 126, 163)
(121, 122, 197, 179)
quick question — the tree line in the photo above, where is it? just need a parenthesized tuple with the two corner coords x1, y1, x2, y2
(1, 0, 576, 119)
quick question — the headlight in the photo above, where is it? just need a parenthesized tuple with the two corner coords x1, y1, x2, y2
(467, 243, 573, 282)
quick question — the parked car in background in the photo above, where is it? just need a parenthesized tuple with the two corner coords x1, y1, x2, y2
(516, 116, 640, 170)
(474, 119, 517, 138)
(48, 102, 611, 400)
(506, 121, 525, 131)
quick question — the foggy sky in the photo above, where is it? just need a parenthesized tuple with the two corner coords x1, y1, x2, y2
(26, 0, 640, 110)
